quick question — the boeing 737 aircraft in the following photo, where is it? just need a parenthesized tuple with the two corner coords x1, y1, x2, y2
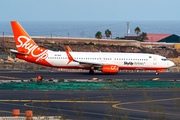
(10, 21, 174, 75)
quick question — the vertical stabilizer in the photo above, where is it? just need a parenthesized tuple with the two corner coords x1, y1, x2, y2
(11, 21, 48, 63)
(11, 21, 37, 53)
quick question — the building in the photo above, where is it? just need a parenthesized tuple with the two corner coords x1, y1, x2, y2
(125, 34, 180, 43)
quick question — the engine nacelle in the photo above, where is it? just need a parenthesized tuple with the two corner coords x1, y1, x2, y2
(102, 65, 119, 73)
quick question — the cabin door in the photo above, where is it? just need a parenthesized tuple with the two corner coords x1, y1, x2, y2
(153, 56, 157, 65)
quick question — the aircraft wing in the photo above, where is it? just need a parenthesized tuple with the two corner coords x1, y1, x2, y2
(78, 61, 115, 67)
(65, 50, 116, 67)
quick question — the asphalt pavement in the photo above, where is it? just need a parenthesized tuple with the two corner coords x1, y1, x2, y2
(0, 70, 180, 80)
(0, 90, 180, 120)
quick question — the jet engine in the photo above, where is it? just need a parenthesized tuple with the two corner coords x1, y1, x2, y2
(102, 65, 119, 73)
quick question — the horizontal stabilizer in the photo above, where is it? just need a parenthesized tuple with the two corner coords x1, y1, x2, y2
(10, 49, 29, 55)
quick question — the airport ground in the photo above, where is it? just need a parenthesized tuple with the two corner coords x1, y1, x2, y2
(0, 90, 180, 120)
(0, 70, 179, 119)
(0, 70, 180, 81)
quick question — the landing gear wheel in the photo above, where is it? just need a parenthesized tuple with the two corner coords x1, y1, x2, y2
(89, 69, 94, 74)
(156, 72, 159, 75)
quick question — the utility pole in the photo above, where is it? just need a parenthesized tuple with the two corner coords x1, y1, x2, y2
(82, 31, 84, 37)
(51, 33, 52, 41)
(151, 37, 153, 44)
(2, 32, 4, 46)
(127, 22, 130, 36)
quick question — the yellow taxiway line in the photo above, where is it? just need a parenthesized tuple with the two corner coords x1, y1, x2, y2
(0, 76, 21, 79)
(112, 97, 180, 116)
(153, 78, 159, 80)
(0, 100, 120, 103)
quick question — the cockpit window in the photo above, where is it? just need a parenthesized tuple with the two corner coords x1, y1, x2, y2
(161, 58, 168, 61)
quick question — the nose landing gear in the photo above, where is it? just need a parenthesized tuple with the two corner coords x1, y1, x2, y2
(156, 72, 159, 75)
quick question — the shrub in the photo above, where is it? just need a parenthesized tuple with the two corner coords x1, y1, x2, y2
(88, 42, 94, 45)
(58, 79, 64, 82)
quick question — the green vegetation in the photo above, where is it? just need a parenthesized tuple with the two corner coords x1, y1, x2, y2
(58, 79, 64, 82)
(115, 37, 128, 40)
(44, 42, 56, 44)
(95, 31, 102, 39)
(139, 32, 148, 42)
(105, 29, 112, 39)
(0, 81, 180, 91)
(88, 42, 94, 45)
(141, 47, 148, 53)
(134, 27, 141, 36)
(115, 37, 139, 40)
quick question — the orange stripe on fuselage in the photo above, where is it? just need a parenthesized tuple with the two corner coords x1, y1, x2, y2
(119, 66, 167, 70)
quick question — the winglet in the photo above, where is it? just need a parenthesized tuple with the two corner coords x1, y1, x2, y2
(65, 45, 72, 52)
(65, 50, 75, 65)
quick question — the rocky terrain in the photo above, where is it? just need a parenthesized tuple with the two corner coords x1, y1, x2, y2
(0, 43, 180, 61)
(41, 44, 180, 58)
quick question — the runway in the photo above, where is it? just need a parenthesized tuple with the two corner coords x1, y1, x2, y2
(0, 90, 180, 119)
(0, 70, 180, 80)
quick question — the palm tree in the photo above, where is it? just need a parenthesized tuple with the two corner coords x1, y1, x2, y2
(95, 31, 102, 39)
(139, 32, 148, 42)
(105, 29, 112, 39)
(134, 27, 141, 36)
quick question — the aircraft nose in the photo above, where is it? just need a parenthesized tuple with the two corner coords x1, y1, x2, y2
(169, 61, 175, 67)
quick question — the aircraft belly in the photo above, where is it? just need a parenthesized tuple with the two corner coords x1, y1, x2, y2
(46, 59, 79, 66)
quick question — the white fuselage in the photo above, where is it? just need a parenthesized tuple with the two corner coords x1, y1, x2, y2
(46, 51, 174, 70)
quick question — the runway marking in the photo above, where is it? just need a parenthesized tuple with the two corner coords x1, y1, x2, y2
(153, 78, 159, 80)
(23, 103, 143, 120)
(0, 100, 120, 103)
(0, 110, 25, 115)
(112, 97, 180, 116)
(0, 76, 21, 79)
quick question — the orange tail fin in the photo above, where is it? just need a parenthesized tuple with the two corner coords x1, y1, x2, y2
(11, 21, 38, 53)
(11, 21, 48, 62)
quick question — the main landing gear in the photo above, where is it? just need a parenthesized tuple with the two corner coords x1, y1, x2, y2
(156, 72, 159, 75)
(89, 69, 94, 74)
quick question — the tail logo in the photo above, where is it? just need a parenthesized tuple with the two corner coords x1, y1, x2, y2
(17, 36, 48, 62)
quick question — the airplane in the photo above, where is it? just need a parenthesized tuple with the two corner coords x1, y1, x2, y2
(10, 21, 174, 75)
